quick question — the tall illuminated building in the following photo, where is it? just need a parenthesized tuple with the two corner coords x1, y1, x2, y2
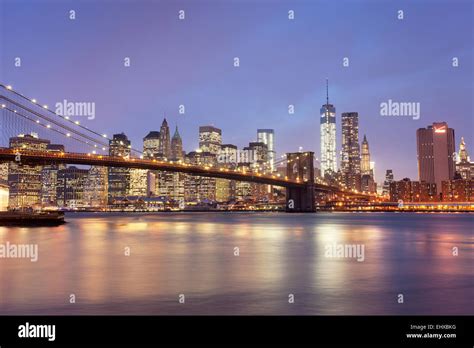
(416, 122, 455, 193)
(84, 166, 108, 207)
(341, 112, 361, 191)
(56, 166, 88, 208)
(320, 79, 337, 178)
(108, 133, 131, 200)
(361, 135, 376, 193)
(184, 150, 217, 202)
(382, 169, 394, 196)
(143, 131, 161, 159)
(199, 126, 222, 155)
(257, 129, 275, 172)
(361, 135, 371, 175)
(159, 118, 171, 159)
(0, 182, 8, 211)
(171, 126, 184, 161)
(41, 144, 65, 206)
(8, 133, 50, 208)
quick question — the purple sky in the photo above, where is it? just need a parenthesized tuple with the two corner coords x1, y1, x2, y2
(1, 0, 472, 183)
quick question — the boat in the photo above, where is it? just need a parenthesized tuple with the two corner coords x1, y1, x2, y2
(0, 211, 65, 226)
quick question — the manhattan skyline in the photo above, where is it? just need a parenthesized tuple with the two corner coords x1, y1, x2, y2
(1, 0, 472, 185)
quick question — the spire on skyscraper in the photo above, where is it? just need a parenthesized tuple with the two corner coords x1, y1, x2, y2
(326, 78, 329, 105)
(173, 125, 181, 139)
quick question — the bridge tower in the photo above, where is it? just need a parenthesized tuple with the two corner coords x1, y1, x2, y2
(286, 152, 315, 212)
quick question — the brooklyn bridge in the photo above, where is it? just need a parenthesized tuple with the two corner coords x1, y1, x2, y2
(0, 83, 371, 212)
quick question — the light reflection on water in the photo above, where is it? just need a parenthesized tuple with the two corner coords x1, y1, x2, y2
(0, 212, 472, 315)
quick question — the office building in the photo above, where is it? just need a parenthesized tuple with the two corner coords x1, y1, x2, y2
(341, 112, 361, 191)
(257, 129, 276, 172)
(416, 122, 455, 196)
(8, 133, 50, 208)
(199, 126, 222, 155)
(320, 80, 337, 178)
(108, 133, 131, 200)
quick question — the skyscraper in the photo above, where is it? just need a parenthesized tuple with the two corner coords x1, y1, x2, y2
(171, 126, 184, 161)
(361, 135, 375, 193)
(159, 118, 171, 159)
(416, 122, 455, 194)
(382, 169, 394, 196)
(199, 126, 222, 155)
(320, 79, 337, 178)
(41, 144, 65, 206)
(108, 133, 131, 200)
(56, 166, 88, 208)
(257, 129, 275, 172)
(361, 135, 371, 175)
(84, 166, 108, 207)
(341, 112, 361, 191)
(143, 131, 161, 159)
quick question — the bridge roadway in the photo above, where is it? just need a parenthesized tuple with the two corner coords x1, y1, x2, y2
(0, 148, 316, 189)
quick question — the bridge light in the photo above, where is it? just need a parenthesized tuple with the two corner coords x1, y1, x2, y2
(6, 85, 12, 90)
(36, 120, 40, 123)
(92, 150, 96, 154)
(65, 116, 69, 120)
(43, 105, 48, 109)
(32, 99, 37, 103)
(94, 144, 97, 147)
(66, 133, 71, 137)
(1, 104, 5, 108)
(102, 134, 107, 138)
(46, 124, 51, 128)
(102, 147, 106, 151)
(75, 120, 80, 125)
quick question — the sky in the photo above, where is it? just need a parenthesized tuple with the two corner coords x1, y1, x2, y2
(1, 0, 473, 184)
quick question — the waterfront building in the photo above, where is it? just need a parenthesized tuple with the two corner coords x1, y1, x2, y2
(389, 178, 437, 202)
(8, 133, 50, 208)
(0, 162, 8, 182)
(128, 168, 148, 197)
(184, 150, 217, 202)
(257, 129, 276, 172)
(320, 79, 337, 178)
(0, 183, 8, 211)
(108, 133, 131, 200)
(341, 112, 361, 191)
(416, 122, 455, 197)
(441, 179, 474, 202)
(199, 126, 222, 155)
(57, 166, 88, 208)
(41, 144, 65, 206)
(84, 166, 108, 208)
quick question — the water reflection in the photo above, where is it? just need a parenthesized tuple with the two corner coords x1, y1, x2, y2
(0, 212, 472, 315)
